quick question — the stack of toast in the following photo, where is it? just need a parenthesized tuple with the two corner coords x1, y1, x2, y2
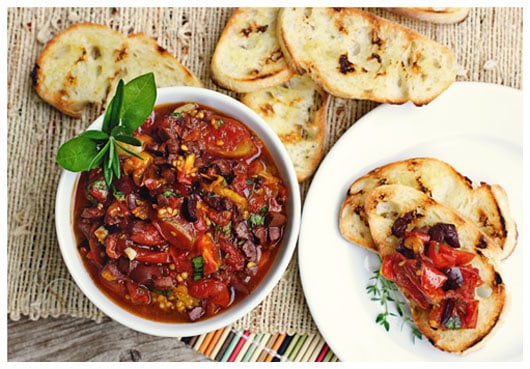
(339, 157, 517, 354)
(211, 8, 459, 181)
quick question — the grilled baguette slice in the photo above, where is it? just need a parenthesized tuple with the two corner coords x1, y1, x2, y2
(104, 33, 203, 106)
(32, 23, 202, 118)
(365, 184, 506, 354)
(339, 158, 517, 260)
(240, 74, 329, 182)
(277, 8, 457, 105)
(388, 8, 471, 24)
(211, 8, 294, 92)
(32, 23, 128, 117)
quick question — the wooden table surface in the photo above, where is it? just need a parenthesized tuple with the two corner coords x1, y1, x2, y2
(8, 316, 209, 362)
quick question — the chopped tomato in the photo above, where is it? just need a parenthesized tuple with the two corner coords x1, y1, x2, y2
(420, 262, 447, 299)
(394, 261, 432, 310)
(219, 238, 245, 271)
(131, 247, 171, 264)
(168, 246, 193, 275)
(380, 253, 405, 281)
(449, 265, 483, 300)
(428, 298, 479, 329)
(205, 117, 258, 159)
(427, 241, 475, 269)
(129, 222, 166, 246)
(126, 280, 151, 305)
(196, 233, 221, 276)
(404, 230, 431, 244)
(189, 279, 231, 307)
(154, 220, 194, 250)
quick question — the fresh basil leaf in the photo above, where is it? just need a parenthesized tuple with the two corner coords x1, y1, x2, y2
(120, 73, 156, 133)
(79, 130, 109, 141)
(56, 136, 99, 172)
(115, 134, 142, 146)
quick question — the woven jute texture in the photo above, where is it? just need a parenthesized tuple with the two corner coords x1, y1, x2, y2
(7, 7, 522, 335)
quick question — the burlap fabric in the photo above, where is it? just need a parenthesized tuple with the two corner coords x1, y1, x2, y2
(7, 7, 522, 335)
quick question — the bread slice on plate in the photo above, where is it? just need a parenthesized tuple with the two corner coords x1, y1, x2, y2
(365, 184, 506, 354)
(277, 8, 457, 105)
(211, 8, 294, 93)
(32, 23, 202, 118)
(388, 8, 471, 24)
(339, 158, 517, 260)
(240, 74, 329, 182)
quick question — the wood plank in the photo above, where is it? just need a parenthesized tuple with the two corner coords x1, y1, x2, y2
(8, 316, 210, 362)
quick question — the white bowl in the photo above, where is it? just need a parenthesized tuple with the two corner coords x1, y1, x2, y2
(55, 86, 301, 337)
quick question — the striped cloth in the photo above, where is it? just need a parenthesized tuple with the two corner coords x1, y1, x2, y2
(180, 327, 338, 362)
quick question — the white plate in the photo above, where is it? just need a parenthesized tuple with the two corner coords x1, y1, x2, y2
(298, 82, 523, 361)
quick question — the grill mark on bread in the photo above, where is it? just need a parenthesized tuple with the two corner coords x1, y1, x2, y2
(240, 23, 268, 37)
(476, 235, 488, 249)
(338, 53, 356, 74)
(494, 272, 503, 285)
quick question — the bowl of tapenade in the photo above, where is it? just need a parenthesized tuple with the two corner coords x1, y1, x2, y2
(55, 83, 301, 337)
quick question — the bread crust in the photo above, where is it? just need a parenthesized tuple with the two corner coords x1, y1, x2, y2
(277, 8, 457, 105)
(365, 184, 506, 354)
(388, 8, 471, 24)
(210, 8, 294, 92)
(339, 158, 517, 260)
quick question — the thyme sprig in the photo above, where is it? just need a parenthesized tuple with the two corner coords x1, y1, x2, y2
(366, 258, 423, 342)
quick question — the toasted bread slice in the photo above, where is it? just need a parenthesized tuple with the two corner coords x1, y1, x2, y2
(339, 158, 517, 259)
(211, 8, 294, 92)
(32, 23, 128, 117)
(277, 8, 457, 105)
(365, 184, 506, 354)
(388, 8, 470, 24)
(105, 33, 203, 105)
(240, 74, 329, 182)
(32, 23, 202, 118)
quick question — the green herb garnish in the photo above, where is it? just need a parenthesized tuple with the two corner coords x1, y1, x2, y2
(56, 73, 157, 186)
(366, 258, 423, 342)
(249, 213, 265, 227)
(192, 255, 204, 280)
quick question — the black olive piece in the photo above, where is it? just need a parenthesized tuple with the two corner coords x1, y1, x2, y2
(182, 195, 198, 222)
(392, 211, 414, 237)
(429, 223, 460, 248)
(442, 267, 464, 291)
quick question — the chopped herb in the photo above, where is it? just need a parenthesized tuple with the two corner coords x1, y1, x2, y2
(192, 255, 204, 280)
(249, 213, 265, 227)
(162, 190, 178, 198)
(152, 288, 171, 297)
(259, 205, 268, 214)
(113, 189, 125, 200)
(445, 316, 461, 330)
(171, 112, 182, 118)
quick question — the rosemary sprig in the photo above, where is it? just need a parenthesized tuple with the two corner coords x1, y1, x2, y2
(366, 258, 423, 342)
